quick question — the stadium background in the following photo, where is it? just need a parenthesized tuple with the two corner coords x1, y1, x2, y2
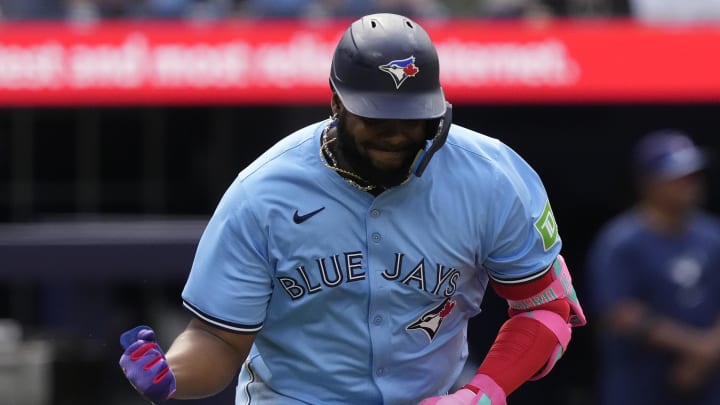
(1, 2, 719, 404)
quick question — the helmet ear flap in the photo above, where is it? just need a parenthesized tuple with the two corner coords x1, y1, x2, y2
(412, 102, 452, 177)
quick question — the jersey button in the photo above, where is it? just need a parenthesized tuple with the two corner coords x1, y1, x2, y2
(370, 209, 381, 218)
(371, 232, 381, 242)
(373, 315, 383, 325)
(376, 367, 385, 376)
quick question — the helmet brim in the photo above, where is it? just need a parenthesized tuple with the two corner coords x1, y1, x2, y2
(334, 83, 447, 120)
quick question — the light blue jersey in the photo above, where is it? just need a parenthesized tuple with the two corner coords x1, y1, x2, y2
(181, 119, 561, 405)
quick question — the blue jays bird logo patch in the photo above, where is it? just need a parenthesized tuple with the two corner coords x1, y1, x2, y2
(379, 56, 419, 89)
(407, 297, 456, 342)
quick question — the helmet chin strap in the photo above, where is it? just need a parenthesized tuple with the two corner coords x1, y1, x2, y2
(412, 102, 452, 177)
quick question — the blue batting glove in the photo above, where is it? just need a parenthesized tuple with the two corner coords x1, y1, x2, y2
(119, 325, 177, 404)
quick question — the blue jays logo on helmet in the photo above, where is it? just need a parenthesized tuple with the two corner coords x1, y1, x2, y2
(407, 297, 456, 342)
(378, 56, 419, 89)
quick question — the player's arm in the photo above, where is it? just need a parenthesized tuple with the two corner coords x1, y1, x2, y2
(420, 255, 586, 405)
(420, 144, 586, 404)
(166, 318, 255, 399)
(476, 255, 585, 391)
(600, 299, 720, 392)
(119, 318, 256, 403)
(601, 299, 720, 360)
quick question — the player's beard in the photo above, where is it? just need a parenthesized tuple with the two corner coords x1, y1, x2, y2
(335, 111, 424, 189)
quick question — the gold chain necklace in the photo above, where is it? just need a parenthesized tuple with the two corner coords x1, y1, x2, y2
(320, 127, 379, 192)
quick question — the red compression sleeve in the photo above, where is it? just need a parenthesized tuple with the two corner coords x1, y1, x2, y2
(470, 273, 571, 395)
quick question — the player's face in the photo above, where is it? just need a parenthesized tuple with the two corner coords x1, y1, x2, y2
(646, 172, 705, 213)
(335, 110, 428, 187)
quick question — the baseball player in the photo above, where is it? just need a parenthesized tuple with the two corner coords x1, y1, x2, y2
(587, 130, 720, 405)
(119, 13, 586, 405)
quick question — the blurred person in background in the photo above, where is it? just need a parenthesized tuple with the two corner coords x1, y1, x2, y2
(131, 0, 234, 20)
(586, 130, 720, 405)
(65, 0, 101, 21)
(143, 0, 193, 18)
(63, 0, 153, 20)
(627, 0, 720, 22)
(469, 0, 631, 18)
(473, 0, 555, 19)
(0, 0, 63, 19)
(239, 0, 449, 18)
(1, 0, 235, 20)
(371, 0, 451, 17)
(238, 0, 366, 18)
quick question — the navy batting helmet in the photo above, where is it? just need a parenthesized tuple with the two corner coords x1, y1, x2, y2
(329, 13, 447, 120)
(330, 13, 451, 177)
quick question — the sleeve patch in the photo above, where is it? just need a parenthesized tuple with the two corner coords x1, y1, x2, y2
(535, 200, 559, 251)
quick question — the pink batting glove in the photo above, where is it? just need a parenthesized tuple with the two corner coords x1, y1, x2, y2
(417, 387, 475, 405)
(417, 374, 506, 405)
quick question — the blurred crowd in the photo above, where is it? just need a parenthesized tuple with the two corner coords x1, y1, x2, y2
(1, 0, 719, 22)
(0, 0, 602, 21)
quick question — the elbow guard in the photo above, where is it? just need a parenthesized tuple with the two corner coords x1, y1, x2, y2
(493, 255, 587, 380)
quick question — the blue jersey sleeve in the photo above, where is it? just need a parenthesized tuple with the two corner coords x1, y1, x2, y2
(483, 142, 562, 281)
(181, 178, 272, 333)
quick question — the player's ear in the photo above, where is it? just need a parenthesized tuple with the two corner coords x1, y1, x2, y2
(330, 93, 343, 117)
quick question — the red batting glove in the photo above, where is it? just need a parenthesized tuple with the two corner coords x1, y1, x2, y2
(418, 374, 506, 405)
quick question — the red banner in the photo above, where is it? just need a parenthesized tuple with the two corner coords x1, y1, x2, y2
(0, 19, 719, 106)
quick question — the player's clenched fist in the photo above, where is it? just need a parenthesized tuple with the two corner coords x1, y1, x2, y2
(119, 325, 177, 404)
(418, 374, 506, 405)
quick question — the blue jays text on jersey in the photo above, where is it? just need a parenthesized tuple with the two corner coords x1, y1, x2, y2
(276, 251, 461, 301)
(181, 119, 561, 405)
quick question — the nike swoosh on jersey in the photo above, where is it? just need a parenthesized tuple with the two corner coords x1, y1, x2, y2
(293, 207, 325, 224)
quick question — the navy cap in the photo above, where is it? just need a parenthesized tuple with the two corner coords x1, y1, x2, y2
(633, 130, 706, 180)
